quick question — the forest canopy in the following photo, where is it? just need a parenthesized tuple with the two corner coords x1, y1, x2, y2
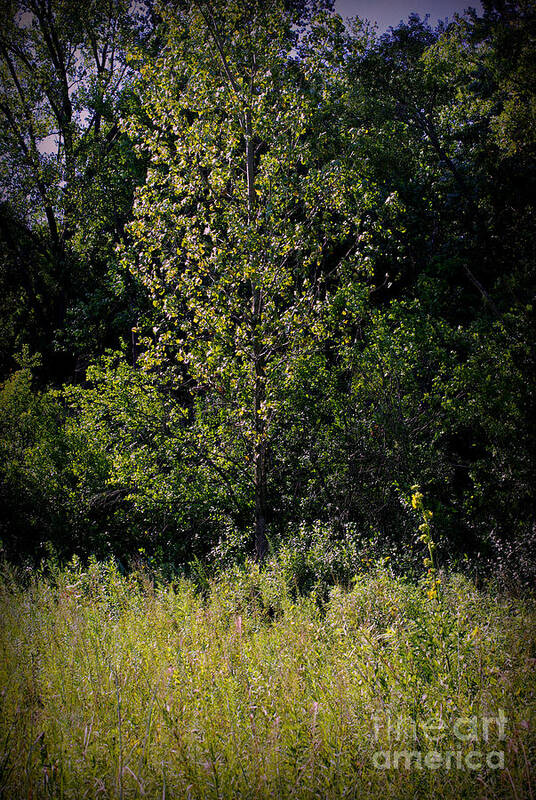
(0, 0, 534, 585)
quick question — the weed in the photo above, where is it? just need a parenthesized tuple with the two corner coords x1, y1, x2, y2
(0, 557, 534, 799)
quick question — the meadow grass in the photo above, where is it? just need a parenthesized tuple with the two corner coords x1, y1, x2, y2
(0, 558, 534, 799)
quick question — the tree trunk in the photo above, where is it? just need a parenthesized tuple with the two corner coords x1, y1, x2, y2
(246, 116, 269, 561)
(254, 437, 268, 562)
(253, 283, 268, 562)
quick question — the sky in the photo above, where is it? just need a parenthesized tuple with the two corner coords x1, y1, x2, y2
(335, 0, 483, 31)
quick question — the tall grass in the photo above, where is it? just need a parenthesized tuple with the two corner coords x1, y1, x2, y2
(0, 558, 534, 799)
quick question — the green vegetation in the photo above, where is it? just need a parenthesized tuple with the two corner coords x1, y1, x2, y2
(1, 0, 535, 579)
(0, 558, 534, 800)
(0, 1, 535, 795)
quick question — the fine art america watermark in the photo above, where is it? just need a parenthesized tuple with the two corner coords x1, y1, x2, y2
(372, 711, 507, 771)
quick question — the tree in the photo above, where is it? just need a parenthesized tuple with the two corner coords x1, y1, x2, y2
(0, 0, 152, 379)
(125, 0, 377, 559)
(341, 8, 536, 575)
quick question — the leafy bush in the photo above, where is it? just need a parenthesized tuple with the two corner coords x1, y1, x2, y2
(65, 350, 248, 565)
(0, 369, 107, 559)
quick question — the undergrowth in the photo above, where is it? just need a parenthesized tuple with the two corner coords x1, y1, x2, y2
(0, 553, 534, 800)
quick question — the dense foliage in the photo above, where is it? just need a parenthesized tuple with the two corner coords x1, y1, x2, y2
(0, 0, 534, 584)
